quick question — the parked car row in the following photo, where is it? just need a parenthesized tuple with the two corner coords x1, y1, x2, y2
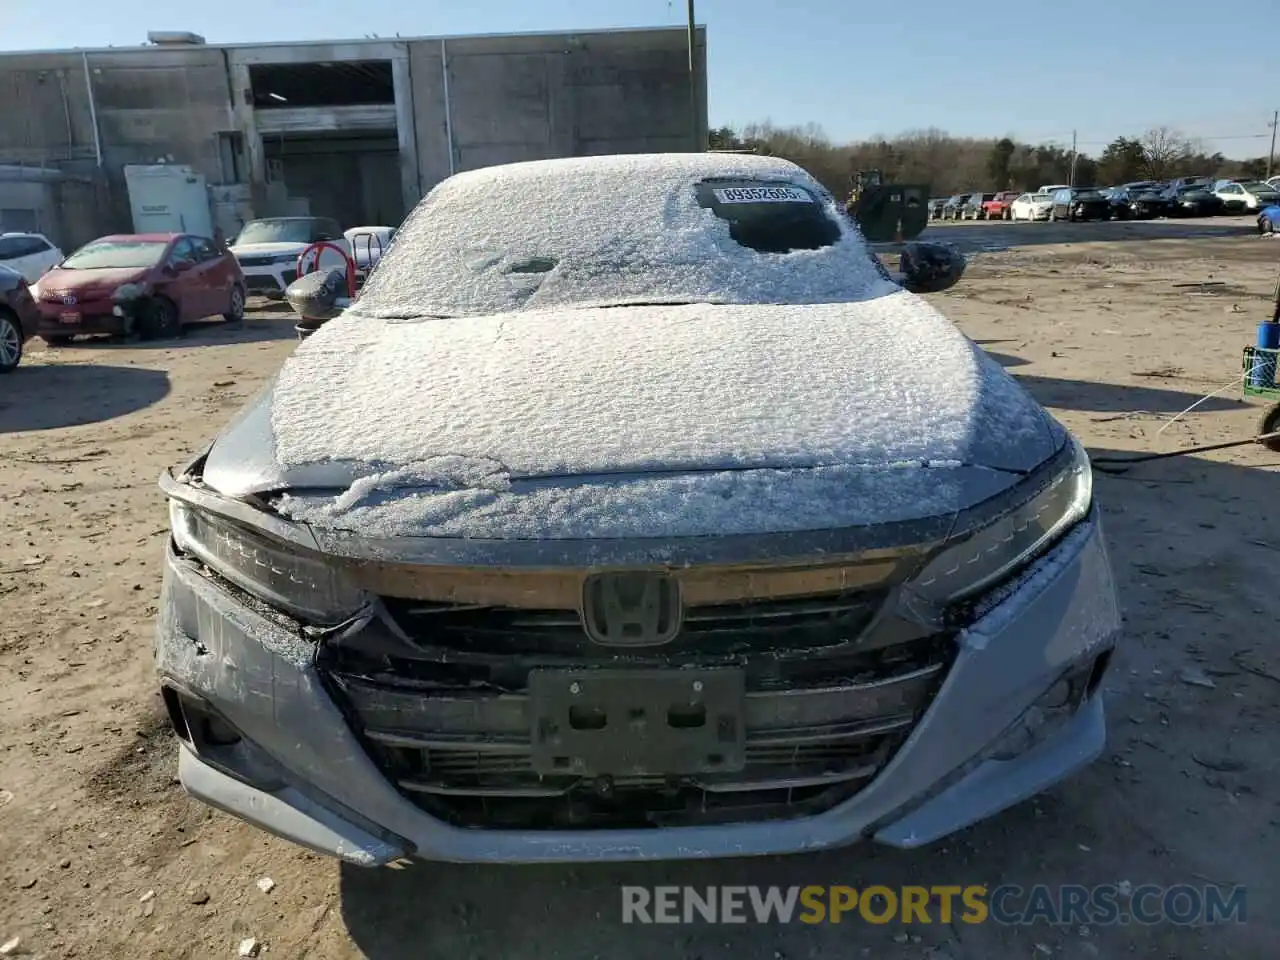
(928, 176, 1280, 224)
(0, 229, 247, 371)
(0, 215, 402, 370)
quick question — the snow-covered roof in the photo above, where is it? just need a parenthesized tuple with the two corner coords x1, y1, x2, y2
(351, 152, 889, 320)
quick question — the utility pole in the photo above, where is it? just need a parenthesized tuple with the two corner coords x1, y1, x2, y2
(1267, 110, 1277, 179)
(1068, 129, 1078, 187)
(687, 0, 700, 151)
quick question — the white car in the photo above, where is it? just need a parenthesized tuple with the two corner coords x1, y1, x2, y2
(1010, 193, 1054, 221)
(343, 226, 396, 281)
(1213, 181, 1280, 212)
(0, 232, 64, 284)
(1266, 176, 1280, 191)
(229, 217, 352, 299)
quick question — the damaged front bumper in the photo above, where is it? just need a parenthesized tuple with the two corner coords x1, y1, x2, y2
(155, 506, 1120, 865)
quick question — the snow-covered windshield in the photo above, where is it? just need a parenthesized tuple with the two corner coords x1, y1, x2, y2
(60, 240, 167, 270)
(234, 219, 336, 245)
(351, 154, 890, 320)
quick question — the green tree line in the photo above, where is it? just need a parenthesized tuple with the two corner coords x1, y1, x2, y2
(709, 122, 1273, 197)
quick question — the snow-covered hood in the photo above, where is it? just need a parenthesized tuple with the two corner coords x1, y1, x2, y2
(202, 292, 1063, 540)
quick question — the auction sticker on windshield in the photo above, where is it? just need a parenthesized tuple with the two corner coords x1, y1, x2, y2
(712, 186, 813, 204)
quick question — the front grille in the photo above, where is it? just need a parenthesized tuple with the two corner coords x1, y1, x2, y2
(380, 587, 889, 659)
(236, 256, 279, 268)
(244, 275, 283, 291)
(322, 607, 955, 830)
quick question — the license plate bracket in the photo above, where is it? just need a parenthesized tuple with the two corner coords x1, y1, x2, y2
(529, 668, 746, 777)
(58, 311, 80, 324)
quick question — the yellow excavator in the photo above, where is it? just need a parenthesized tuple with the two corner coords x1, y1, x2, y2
(845, 169, 930, 244)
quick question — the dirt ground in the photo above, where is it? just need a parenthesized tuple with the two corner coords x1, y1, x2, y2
(2, 218, 1278, 959)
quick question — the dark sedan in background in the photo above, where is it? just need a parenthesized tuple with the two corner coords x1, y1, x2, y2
(960, 193, 997, 220)
(1160, 185, 1223, 217)
(1049, 188, 1111, 222)
(940, 193, 973, 220)
(1106, 187, 1169, 220)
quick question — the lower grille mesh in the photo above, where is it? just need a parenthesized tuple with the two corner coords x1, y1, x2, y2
(324, 632, 953, 830)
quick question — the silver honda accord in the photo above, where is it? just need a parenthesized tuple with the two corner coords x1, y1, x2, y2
(155, 153, 1120, 865)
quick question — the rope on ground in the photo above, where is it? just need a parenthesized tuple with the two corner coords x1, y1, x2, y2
(1090, 431, 1280, 474)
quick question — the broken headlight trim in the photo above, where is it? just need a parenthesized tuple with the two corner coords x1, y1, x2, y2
(906, 435, 1093, 604)
(168, 499, 366, 625)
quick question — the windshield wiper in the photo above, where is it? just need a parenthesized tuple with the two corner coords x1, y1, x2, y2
(361, 312, 456, 321)
(594, 299, 710, 309)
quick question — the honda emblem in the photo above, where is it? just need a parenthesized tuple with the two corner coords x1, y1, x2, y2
(581, 572, 682, 646)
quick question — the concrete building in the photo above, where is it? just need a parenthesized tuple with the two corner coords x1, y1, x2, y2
(0, 26, 708, 248)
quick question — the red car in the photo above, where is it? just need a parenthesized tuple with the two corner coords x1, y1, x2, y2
(982, 191, 1022, 220)
(34, 233, 246, 344)
(0, 263, 39, 373)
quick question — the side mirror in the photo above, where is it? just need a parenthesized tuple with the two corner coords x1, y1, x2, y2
(285, 268, 348, 323)
(898, 241, 965, 295)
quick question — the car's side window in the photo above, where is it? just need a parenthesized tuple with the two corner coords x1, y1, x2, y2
(169, 239, 197, 266)
(192, 238, 218, 261)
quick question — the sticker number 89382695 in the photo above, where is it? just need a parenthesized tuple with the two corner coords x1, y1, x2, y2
(711, 186, 813, 204)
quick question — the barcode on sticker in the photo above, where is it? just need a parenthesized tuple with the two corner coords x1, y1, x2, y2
(712, 186, 812, 204)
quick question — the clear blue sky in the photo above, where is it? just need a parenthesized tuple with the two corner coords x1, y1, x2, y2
(3, 0, 1274, 159)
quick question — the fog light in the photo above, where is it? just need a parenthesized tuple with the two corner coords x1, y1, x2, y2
(984, 660, 1100, 762)
(1039, 678, 1074, 710)
(198, 714, 242, 748)
(162, 685, 243, 750)
(987, 705, 1051, 762)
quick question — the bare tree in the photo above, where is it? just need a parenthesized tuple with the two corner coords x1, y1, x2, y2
(1140, 126, 1193, 179)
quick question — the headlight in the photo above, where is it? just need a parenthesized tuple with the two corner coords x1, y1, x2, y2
(112, 282, 147, 301)
(169, 500, 366, 624)
(906, 436, 1093, 604)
